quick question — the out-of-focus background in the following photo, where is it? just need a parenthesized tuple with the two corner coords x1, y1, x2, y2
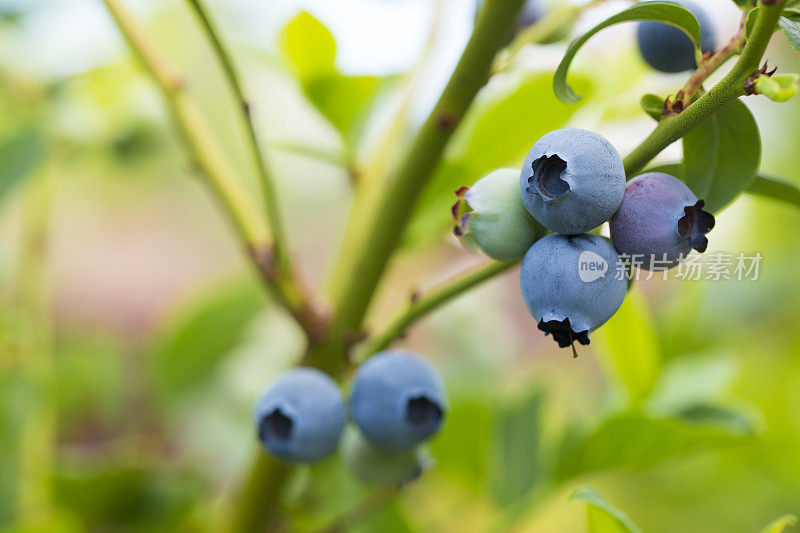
(1, 0, 800, 531)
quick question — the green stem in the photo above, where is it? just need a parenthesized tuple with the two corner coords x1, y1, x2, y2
(360, 260, 517, 357)
(229, 2, 528, 529)
(326, 0, 528, 347)
(183, 0, 291, 275)
(228, 454, 292, 533)
(102, 0, 327, 340)
(316, 486, 398, 533)
(623, 0, 784, 177)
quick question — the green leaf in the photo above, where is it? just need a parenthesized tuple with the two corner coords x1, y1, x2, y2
(304, 72, 382, 139)
(406, 73, 588, 246)
(760, 514, 799, 533)
(555, 411, 751, 482)
(593, 288, 661, 406)
(0, 128, 42, 202)
(554, 2, 701, 103)
(746, 174, 800, 209)
(570, 486, 643, 533)
(779, 9, 800, 55)
(730, 0, 755, 10)
(681, 99, 761, 212)
(489, 388, 544, 505)
(640, 94, 664, 121)
(279, 12, 383, 141)
(674, 403, 757, 435)
(152, 279, 265, 402)
(280, 11, 336, 81)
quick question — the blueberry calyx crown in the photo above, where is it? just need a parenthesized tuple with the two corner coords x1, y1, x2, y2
(677, 199, 715, 253)
(538, 317, 590, 357)
(451, 186, 473, 237)
(527, 154, 569, 202)
(259, 408, 293, 445)
(405, 395, 443, 434)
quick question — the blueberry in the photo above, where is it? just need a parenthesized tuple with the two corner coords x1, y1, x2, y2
(609, 172, 715, 270)
(350, 351, 446, 452)
(519, 233, 627, 354)
(341, 427, 425, 485)
(453, 168, 544, 262)
(519, 129, 625, 235)
(253, 368, 346, 463)
(637, 0, 716, 73)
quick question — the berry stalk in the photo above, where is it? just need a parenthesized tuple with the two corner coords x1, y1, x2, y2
(623, 0, 785, 177)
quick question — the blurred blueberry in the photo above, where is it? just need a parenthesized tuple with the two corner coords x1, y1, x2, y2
(637, 0, 716, 73)
(350, 351, 446, 452)
(253, 368, 346, 463)
(341, 427, 425, 485)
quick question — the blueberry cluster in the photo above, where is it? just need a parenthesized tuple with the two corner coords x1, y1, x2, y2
(456, 128, 715, 354)
(253, 351, 446, 484)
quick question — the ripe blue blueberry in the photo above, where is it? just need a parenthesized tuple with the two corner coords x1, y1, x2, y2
(609, 172, 715, 270)
(341, 427, 425, 485)
(519, 233, 627, 354)
(453, 168, 544, 262)
(253, 368, 346, 463)
(519, 129, 625, 235)
(637, 0, 716, 73)
(350, 351, 446, 452)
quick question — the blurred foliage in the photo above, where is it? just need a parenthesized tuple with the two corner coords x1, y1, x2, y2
(0, 1, 799, 532)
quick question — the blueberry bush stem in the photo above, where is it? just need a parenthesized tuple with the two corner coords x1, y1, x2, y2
(100, 0, 326, 342)
(236, 1, 528, 529)
(183, 0, 292, 284)
(323, 0, 528, 357)
(361, 260, 518, 358)
(622, 0, 785, 178)
(679, 13, 748, 107)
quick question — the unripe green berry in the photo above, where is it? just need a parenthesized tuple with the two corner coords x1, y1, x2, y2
(341, 427, 426, 485)
(453, 168, 543, 262)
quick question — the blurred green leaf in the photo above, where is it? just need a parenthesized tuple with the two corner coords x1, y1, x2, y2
(54, 463, 201, 530)
(647, 354, 738, 414)
(304, 73, 382, 140)
(280, 12, 383, 143)
(554, 3, 701, 103)
(490, 388, 544, 505)
(430, 399, 493, 492)
(570, 486, 642, 533)
(0, 128, 42, 202)
(640, 94, 663, 121)
(760, 514, 799, 533)
(54, 338, 126, 431)
(281, 12, 336, 81)
(152, 279, 265, 402)
(555, 411, 751, 482)
(682, 99, 760, 212)
(674, 403, 757, 435)
(594, 288, 661, 406)
(779, 10, 800, 55)
(746, 174, 800, 209)
(407, 73, 589, 246)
